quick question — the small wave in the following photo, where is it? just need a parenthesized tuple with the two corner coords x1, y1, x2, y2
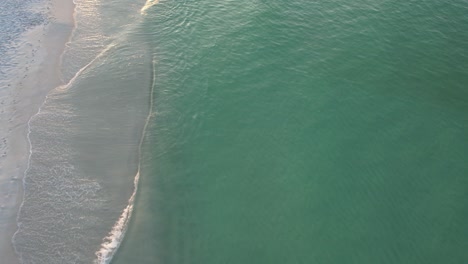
(94, 55, 156, 264)
(94, 171, 140, 264)
(141, 0, 159, 14)
(56, 43, 116, 92)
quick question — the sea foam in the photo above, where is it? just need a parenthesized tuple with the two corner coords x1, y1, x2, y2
(141, 0, 159, 14)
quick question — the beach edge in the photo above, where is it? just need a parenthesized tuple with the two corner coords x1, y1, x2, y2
(0, 0, 76, 263)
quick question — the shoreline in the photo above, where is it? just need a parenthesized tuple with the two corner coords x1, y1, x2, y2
(0, 0, 76, 262)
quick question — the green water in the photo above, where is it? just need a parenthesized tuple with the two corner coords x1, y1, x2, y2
(115, 1, 468, 263)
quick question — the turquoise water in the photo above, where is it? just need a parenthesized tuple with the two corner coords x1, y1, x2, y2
(113, 0, 468, 263)
(9, 0, 467, 263)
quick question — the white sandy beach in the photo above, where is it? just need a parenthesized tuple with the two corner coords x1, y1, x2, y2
(0, 0, 75, 262)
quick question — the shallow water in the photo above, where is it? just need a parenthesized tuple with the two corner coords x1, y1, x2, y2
(10, 0, 151, 263)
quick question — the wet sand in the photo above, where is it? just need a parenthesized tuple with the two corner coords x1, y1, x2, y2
(0, 0, 75, 262)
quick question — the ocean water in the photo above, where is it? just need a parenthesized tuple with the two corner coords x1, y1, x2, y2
(1, 0, 468, 263)
(115, 0, 468, 264)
